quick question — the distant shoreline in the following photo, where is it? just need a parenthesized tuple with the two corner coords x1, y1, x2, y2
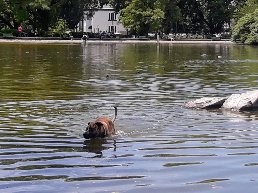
(0, 38, 234, 45)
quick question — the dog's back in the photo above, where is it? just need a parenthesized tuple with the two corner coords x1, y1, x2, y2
(95, 117, 115, 134)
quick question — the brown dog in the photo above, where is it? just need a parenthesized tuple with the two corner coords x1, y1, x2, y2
(83, 107, 117, 139)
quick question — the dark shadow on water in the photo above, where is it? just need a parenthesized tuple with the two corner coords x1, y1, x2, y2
(221, 109, 258, 121)
(184, 104, 258, 122)
(83, 138, 116, 157)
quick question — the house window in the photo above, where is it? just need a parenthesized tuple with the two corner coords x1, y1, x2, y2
(94, 28, 99, 33)
(108, 13, 117, 21)
(109, 26, 117, 33)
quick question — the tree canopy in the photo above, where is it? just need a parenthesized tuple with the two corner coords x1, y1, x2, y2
(0, 0, 108, 35)
(114, 0, 246, 35)
(0, 0, 255, 43)
(232, 0, 258, 44)
(119, 0, 164, 35)
(235, 0, 258, 18)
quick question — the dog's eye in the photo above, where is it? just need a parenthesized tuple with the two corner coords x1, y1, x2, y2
(88, 122, 90, 125)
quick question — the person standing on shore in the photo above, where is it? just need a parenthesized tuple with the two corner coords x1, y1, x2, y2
(82, 33, 88, 45)
(18, 25, 23, 37)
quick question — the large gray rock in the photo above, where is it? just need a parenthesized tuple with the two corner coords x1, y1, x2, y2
(222, 90, 258, 111)
(185, 97, 227, 109)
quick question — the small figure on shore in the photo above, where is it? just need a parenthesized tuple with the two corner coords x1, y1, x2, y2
(82, 34, 88, 43)
(17, 24, 23, 37)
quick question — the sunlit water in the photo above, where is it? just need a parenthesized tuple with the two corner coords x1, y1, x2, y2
(0, 42, 258, 193)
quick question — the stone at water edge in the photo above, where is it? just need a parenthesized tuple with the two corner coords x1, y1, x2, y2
(222, 90, 258, 111)
(184, 97, 227, 109)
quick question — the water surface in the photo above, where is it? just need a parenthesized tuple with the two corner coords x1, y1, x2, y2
(0, 42, 258, 193)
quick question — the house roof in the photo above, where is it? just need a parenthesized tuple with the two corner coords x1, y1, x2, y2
(86, 5, 114, 11)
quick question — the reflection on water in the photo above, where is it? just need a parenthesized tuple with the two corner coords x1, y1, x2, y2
(0, 43, 258, 193)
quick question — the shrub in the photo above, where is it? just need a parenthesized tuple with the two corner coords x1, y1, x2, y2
(52, 19, 69, 37)
(0, 28, 16, 35)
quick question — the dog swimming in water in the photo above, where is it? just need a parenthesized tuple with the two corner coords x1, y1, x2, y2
(83, 107, 117, 139)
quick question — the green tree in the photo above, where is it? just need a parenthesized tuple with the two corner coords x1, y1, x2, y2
(109, 0, 131, 12)
(0, 0, 31, 29)
(113, 0, 245, 35)
(177, 0, 243, 34)
(120, 0, 164, 35)
(232, 8, 258, 44)
(52, 18, 69, 37)
(0, 0, 51, 34)
(235, 0, 258, 18)
(0, 0, 108, 34)
(28, 0, 51, 35)
(162, 0, 181, 34)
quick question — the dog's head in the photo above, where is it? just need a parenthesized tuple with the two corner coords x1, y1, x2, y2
(83, 122, 107, 139)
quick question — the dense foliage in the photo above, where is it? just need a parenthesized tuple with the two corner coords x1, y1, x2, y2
(232, 8, 258, 44)
(116, 0, 245, 35)
(0, 0, 108, 36)
(119, 0, 164, 35)
(234, 0, 258, 18)
(0, 0, 257, 44)
(232, 0, 258, 44)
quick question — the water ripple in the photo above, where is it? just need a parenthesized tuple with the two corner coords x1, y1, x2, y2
(0, 43, 258, 193)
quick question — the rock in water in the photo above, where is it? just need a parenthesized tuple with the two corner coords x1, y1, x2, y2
(185, 97, 227, 109)
(222, 90, 258, 111)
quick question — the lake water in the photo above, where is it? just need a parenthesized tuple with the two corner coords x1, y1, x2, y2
(0, 42, 258, 193)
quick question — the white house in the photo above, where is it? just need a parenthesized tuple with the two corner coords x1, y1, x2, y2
(77, 5, 127, 35)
